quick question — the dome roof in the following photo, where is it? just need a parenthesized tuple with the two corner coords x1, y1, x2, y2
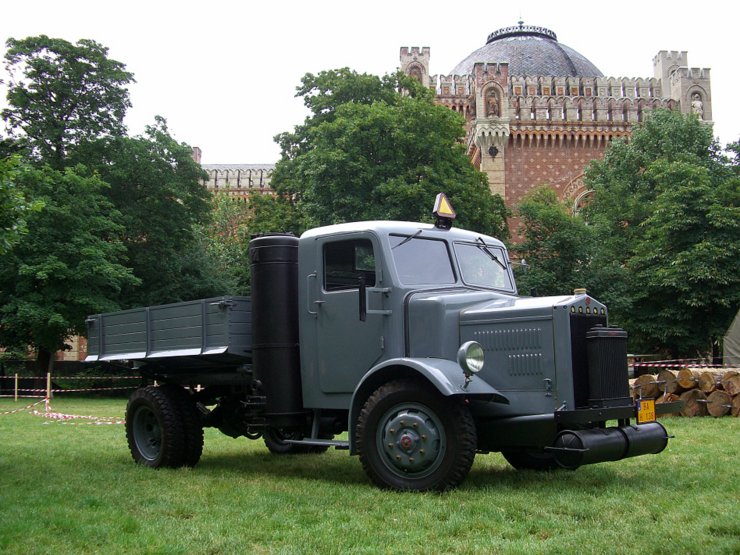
(450, 23, 603, 78)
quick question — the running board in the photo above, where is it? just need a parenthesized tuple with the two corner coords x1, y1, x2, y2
(284, 438, 350, 450)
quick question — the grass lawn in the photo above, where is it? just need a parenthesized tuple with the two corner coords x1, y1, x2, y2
(0, 397, 738, 554)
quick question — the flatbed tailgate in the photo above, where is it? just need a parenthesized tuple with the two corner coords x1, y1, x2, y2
(85, 296, 251, 363)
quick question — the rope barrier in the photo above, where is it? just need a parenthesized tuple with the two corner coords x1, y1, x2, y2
(31, 404, 125, 425)
(4, 386, 139, 394)
(0, 375, 141, 381)
(0, 397, 124, 424)
(0, 373, 142, 399)
(0, 399, 46, 415)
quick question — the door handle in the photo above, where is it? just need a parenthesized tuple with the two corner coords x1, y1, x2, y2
(306, 273, 319, 315)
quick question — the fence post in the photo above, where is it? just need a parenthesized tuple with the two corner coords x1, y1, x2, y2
(15, 373, 19, 402)
(47, 372, 52, 399)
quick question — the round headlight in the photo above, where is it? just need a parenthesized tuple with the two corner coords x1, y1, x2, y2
(457, 341, 485, 377)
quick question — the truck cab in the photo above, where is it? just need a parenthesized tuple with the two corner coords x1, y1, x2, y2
(298, 220, 514, 408)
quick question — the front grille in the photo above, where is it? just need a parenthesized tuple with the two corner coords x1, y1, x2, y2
(585, 325, 631, 407)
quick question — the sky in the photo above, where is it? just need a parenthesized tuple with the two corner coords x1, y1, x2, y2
(1, 1, 737, 164)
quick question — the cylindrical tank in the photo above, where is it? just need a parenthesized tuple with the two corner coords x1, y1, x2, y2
(552, 422, 668, 470)
(249, 234, 304, 428)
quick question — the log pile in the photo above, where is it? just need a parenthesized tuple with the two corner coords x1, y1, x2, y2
(630, 368, 740, 418)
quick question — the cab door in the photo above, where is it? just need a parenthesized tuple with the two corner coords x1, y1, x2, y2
(310, 235, 387, 393)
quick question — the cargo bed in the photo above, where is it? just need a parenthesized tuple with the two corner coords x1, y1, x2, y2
(85, 297, 252, 368)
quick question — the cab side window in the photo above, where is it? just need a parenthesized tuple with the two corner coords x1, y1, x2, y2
(324, 239, 376, 291)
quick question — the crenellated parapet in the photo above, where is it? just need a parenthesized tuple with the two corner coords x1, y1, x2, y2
(201, 165, 275, 198)
(400, 47, 431, 88)
(510, 76, 663, 99)
(436, 74, 473, 96)
(504, 94, 674, 124)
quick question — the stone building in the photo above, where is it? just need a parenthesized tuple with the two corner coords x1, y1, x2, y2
(400, 22, 712, 215)
(191, 147, 274, 199)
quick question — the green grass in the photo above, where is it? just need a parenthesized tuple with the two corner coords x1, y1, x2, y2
(1, 397, 738, 554)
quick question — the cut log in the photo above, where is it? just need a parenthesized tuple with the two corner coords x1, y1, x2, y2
(732, 395, 740, 418)
(721, 371, 740, 396)
(676, 368, 700, 390)
(706, 390, 732, 417)
(657, 369, 682, 394)
(632, 373, 659, 399)
(698, 371, 721, 394)
(679, 389, 708, 417)
(655, 392, 681, 417)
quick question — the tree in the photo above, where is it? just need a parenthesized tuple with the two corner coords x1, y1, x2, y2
(2, 35, 134, 168)
(193, 192, 253, 295)
(273, 69, 508, 238)
(73, 117, 214, 306)
(0, 155, 42, 255)
(0, 164, 138, 370)
(513, 186, 593, 297)
(193, 192, 306, 296)
(584, 110, 740, 357)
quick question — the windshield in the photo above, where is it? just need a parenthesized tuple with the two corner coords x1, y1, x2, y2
(390, 234, 456, 285)
(453, 241, 514, 291)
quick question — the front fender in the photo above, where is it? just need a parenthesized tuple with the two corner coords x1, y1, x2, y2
(347, 357, 509, 455)
(368, 358, 509, 401)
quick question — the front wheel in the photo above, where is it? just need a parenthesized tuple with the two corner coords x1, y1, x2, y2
(356, 379, 477, 492)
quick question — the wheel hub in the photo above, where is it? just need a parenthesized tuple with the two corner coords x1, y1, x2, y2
(133, 406, 161, 461)
(379, 406, 443, 475)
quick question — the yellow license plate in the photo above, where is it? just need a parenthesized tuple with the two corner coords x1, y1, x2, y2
(636, 399, 656, 424)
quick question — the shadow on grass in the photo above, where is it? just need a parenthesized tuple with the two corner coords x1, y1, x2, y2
(193, 445, 651, 493)
(198, 449, 369, 486)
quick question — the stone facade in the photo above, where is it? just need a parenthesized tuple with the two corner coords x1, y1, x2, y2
(400, 24, 713, 220)
(200, 164, 274, 199)
(191, 146, 275, 199)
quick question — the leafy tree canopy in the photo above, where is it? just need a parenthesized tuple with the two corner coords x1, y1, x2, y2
(0, 163, 138, 369)
(584, 110, 740, 357)
(72, 117, 214, 306)
(2, 35, 134, 167)
(513, 186, 592, 297)
(272, 69, 508, 238)
(0, 155, 43, 254)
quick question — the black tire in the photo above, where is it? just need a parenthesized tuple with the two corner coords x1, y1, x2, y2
(356, 379, 477, 492)
(159, 385, 204, 467)
(263, 428, 331, 455)
(502, 449, 559, 471)
(126, 386, 186, 468)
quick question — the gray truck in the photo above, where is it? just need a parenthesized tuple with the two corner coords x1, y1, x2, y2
(86, 200, 675, 491)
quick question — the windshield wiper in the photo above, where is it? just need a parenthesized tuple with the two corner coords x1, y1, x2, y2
(476, 237, 506, 270)
(392, 229, 423, 249)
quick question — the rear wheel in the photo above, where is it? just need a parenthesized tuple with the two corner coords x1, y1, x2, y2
(126, 386, 186, 468)
(356, 379, 477, 491)
(159, 385, 204, 467)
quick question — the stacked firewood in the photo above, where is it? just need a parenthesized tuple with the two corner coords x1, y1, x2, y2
(630, 368, 740, 418)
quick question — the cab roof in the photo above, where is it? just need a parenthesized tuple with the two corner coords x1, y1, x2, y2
(300, 221, 507, 249)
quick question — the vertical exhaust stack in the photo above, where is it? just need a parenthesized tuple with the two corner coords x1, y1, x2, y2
(249, 234, 304, 428)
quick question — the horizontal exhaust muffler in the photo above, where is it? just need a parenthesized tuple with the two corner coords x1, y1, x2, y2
(548, 422, 668, 470)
